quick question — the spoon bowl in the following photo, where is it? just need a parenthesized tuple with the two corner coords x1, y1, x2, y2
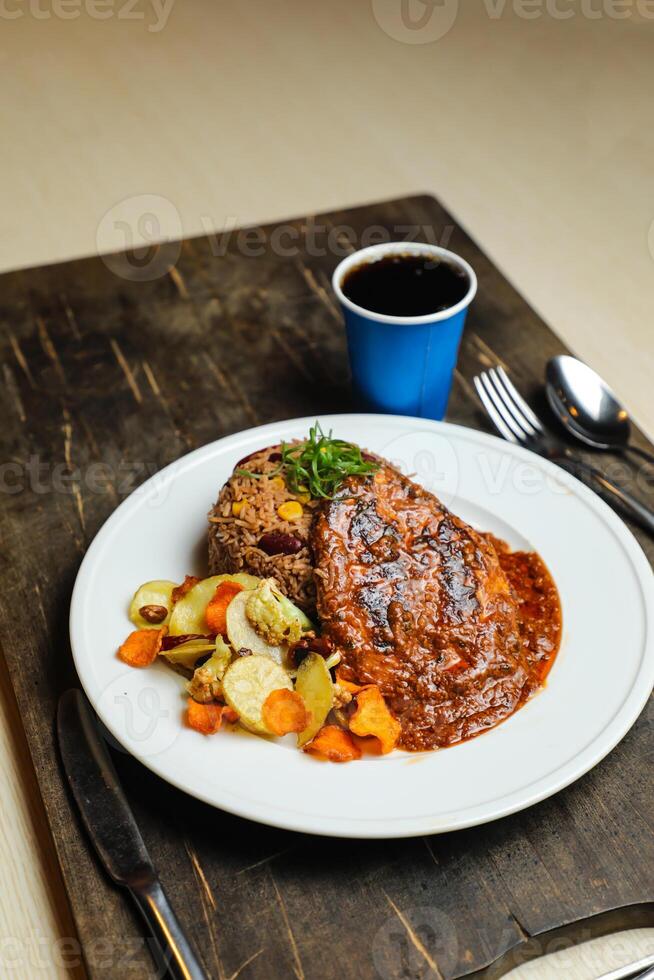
(546, 355, 654, 468)
(546, 355, 632, 450)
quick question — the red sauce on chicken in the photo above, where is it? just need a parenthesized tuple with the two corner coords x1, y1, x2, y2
(312, 464, 561, 750)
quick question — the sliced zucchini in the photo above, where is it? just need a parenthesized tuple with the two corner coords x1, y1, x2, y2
(295, 653, 333, 747)
(221, 654, 292, 734)
(226, 590, 288, 664)
(161, 640, 216, 670)
(129, 580, 178, 629)
(276, 590, 314, 633)
(168, 573, 260, 635)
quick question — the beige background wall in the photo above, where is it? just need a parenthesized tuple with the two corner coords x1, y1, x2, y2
(1, 1, 653, 976)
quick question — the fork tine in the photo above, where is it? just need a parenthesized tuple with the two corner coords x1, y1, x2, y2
(494, 366, 544, 433)
(474, 374, 520, 443)
(487, 368, 538, 438)
(478, 373, 527, 442)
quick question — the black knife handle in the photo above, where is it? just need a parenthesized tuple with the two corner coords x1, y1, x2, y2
(556, 455, 654, 536)
(129, 877, 210, 980)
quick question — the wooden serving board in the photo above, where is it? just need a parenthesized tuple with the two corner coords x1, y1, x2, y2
(1, 195, 653, 980)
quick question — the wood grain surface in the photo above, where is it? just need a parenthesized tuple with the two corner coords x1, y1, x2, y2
(0, 195, 652, 980)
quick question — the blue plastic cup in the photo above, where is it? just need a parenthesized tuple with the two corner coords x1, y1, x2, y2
(332, 242, 477, 420)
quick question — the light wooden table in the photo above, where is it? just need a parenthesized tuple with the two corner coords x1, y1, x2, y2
(1, 2, 653, 976)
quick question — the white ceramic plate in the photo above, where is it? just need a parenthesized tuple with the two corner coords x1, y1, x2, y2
(70, 415, 654, 838)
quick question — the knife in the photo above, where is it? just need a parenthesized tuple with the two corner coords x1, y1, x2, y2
(57, 688, 210, 980)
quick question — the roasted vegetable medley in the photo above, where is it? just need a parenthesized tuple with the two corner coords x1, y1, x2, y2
(118, 572, 401, 760)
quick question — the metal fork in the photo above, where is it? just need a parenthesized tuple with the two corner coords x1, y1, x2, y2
(474, 365, 654, 536)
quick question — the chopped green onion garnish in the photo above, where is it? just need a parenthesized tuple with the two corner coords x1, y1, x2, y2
(236, 422, 379, 499)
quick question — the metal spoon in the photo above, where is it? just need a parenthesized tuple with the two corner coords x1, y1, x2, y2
(546, 355, 654, 467)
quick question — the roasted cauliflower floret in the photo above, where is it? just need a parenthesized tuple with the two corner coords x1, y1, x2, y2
(332, 682, 353, 709)
(187, 637, 232, 704)
(245, 578, 312, 647)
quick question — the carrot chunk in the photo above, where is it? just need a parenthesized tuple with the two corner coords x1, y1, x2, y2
(349, 687, 401, 755)
(171, 575, 201, 604)
(305, 725, 362, 762)
(186, 698, 225, 735)
(118, 627, 167, 667)
(205, 581, 244, 635)
(222, 706, 239, 724)
(262, 689, 308, 736)
(351, 734, 384, 756)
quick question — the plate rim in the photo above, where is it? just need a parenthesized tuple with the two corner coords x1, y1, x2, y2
(70, 414, 654, 838)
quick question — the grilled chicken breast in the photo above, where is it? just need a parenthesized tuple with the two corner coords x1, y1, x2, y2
(312, 463, 535, 750)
